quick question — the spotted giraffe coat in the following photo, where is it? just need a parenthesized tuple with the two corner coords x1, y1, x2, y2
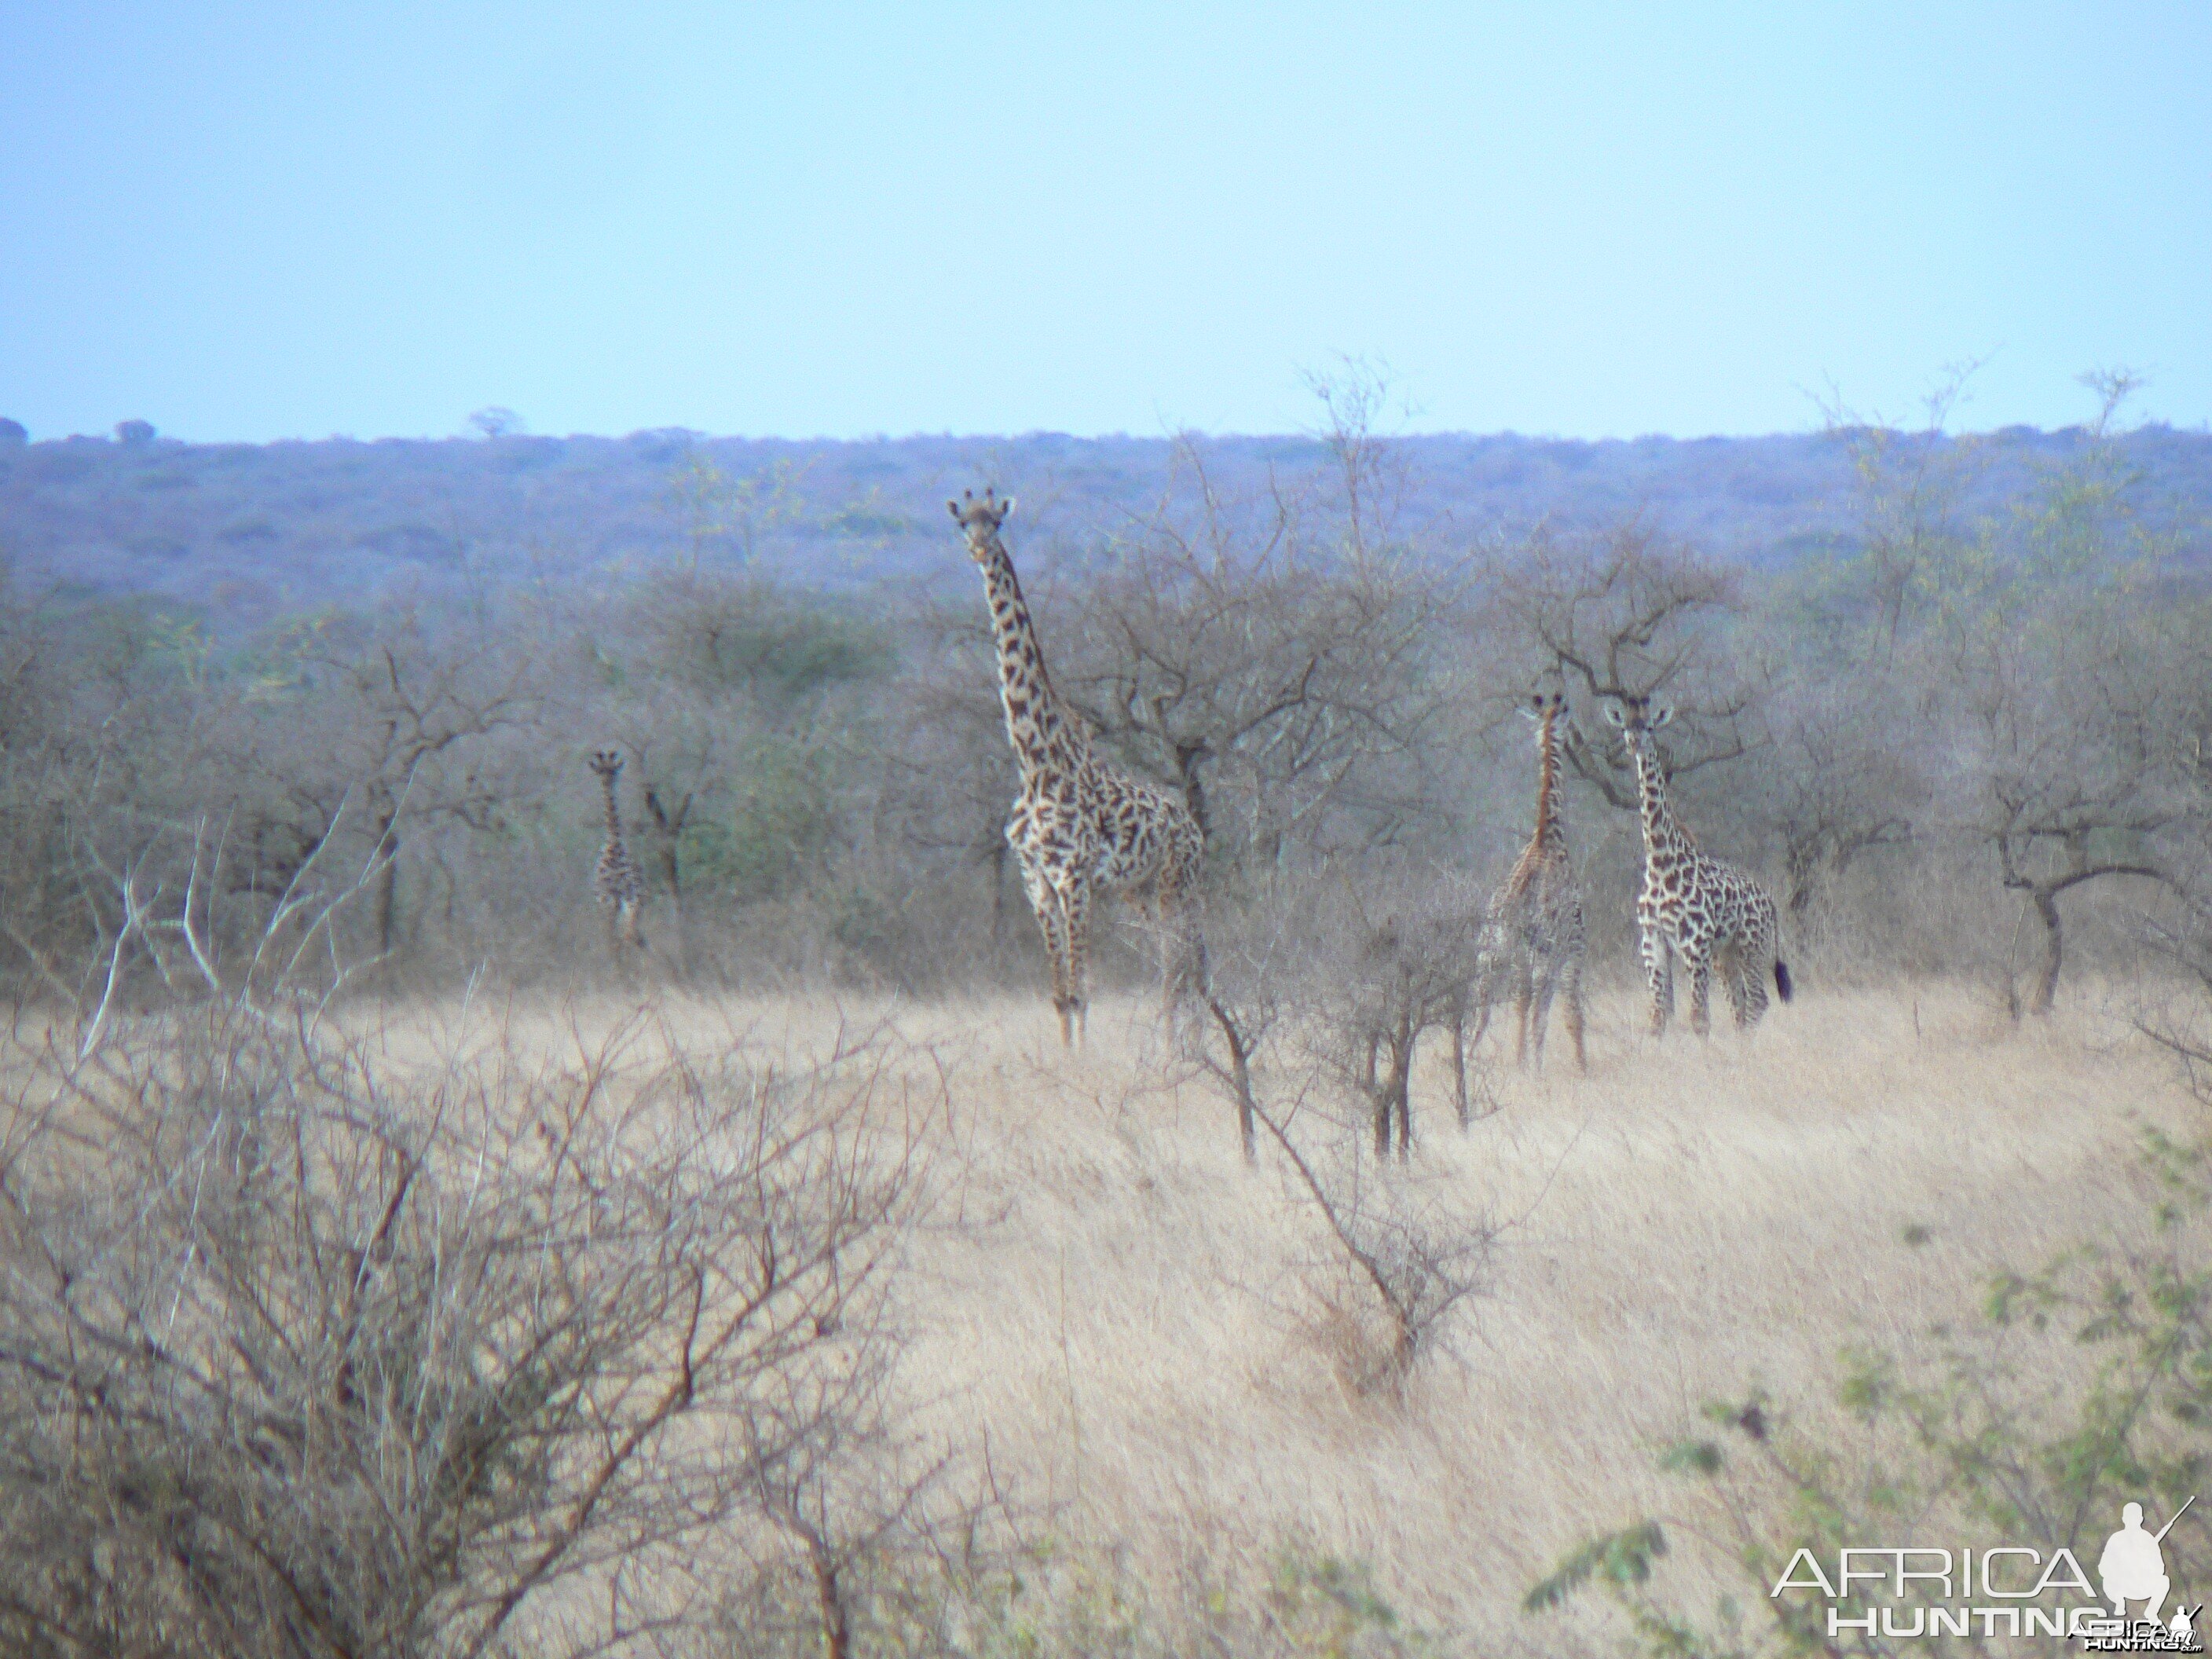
(952, 489, 1205, 1046)
(588, 749, 646, 949)
(1470, 691, 1588, 1071)
(1607, 697, 1790, 1035)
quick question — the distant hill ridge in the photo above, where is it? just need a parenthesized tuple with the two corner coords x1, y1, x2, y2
(2, 423, 2207, 624)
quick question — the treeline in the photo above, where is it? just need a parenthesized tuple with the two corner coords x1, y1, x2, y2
(6, 394, 2212, 630)
(3, 374, 2208, 1019)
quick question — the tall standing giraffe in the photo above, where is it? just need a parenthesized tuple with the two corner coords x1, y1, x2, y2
(950, 489, 1206, 1046)
(1605, 696, 1791, 1035)
(1467, 690, 1588, 1072)
(588, 749, 646, 953)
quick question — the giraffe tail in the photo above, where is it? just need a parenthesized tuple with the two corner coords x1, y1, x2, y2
(1774, 959, 1794, 1002)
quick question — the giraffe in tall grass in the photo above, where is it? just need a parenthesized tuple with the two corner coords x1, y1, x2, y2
(1468, 690, 1588, 1071)
(950, 489, 1206, 1046)
(588, 749, 646, 954)
(1606, 696, 1792, 1035)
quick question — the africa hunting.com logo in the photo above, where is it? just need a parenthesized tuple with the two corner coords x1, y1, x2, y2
(1769, 1497, 2202, 1651)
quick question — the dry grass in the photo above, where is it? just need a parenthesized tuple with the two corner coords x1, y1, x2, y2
(368, 979, 2188, 1654)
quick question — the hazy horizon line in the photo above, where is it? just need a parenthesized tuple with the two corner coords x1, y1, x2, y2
(14, 418, 2209, 450)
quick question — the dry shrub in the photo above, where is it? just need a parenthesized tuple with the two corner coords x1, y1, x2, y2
(0, 982, 932, 1658)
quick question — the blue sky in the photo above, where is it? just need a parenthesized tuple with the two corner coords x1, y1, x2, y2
(2, 3, 2207, 442)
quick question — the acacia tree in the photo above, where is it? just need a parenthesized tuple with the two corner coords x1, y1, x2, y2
(1815, 363, 1990, 661)
(290, 604, 540, 961)
(1494, 523, 1760, 822)
(1957, 606, 2185, 1014)
(1739, 668, 1925, 918)
(1037, 372, 1470, 871)
(1944, 373, 2194, 1015)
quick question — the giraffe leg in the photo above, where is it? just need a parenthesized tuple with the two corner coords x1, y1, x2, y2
(1640, 926, 1674, 1036)
(1512, 960, 1533, 1069)
(1562, 954, 1588, 1073)
(1017, 851, 1073, 1042)
(1733, 941, 1770, 1029)
(1450, 994, 1470, 1128)
(1684, 947, 1713, 1038)
(1714, 941, 1742, 1028)
(1060, 878, 1093, 1048)
(1044, 910, 1076, 1046)
(1154, 886, 1181, 1024)
(1742, 961, 1769, 1027)
(1527, 962, 1558, 1074)
(1467, 954, 1498, 1052)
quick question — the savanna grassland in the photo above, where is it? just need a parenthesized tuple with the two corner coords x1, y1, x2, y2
(311, 976, 2194, 1657)
(5, 371, 2212, 1657)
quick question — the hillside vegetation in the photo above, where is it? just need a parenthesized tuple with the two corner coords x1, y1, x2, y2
(4, 411, 2210, 626)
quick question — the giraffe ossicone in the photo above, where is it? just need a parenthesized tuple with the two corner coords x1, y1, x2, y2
(1605, 694, 1792, 1037)
(952, 487, 1206, 1048)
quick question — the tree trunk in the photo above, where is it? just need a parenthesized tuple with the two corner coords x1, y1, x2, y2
(1175, 744, 1211, 843)
(2027, 883, 2064, 1017)
(1227, 1024, 1255, 1163)
(1785, 837, 1820, 917)
(372, 810, 401, 959)
(643, 786, 689, 907)
(1204, 997, 1260, 1163)
(810, 1547, 851, 1659)
(1372, 1026, 1412, 1159)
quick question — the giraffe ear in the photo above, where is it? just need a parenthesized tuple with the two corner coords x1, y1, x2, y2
(999, 496, 1016, 520)
(1649, 703, 1675, 729)
(948, 500, 962, 522)
(1602, 701, 1626, 728)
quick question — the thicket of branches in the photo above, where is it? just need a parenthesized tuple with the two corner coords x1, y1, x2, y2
(0, 372, 2204, 1028)
(0, 848, 950, 1657)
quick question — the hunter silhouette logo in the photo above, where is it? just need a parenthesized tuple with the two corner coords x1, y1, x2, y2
(2084, 1497, 2202, 1654)
(1767, 1494, 2203, 1648)
(2101, 1499, 2188, 1624)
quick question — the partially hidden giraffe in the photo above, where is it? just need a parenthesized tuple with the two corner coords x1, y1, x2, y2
(1605, 696, 1792, 1035)
(1468, 690, 1588, 1071)
(588, 749, 646, 952)
(950, 489, 1207, 1046)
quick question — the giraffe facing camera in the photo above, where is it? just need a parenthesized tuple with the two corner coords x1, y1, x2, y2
(952, 485, 1205, 1048)
(1603, 694, 1673, 732)
(1468, 687, 1588, 1073)
(1606, 694, 1792, 1035)
(587, 748, 647, 955)
(949, 488, 1016, 548)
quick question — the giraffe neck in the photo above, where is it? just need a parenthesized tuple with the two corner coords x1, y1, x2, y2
(600, 775, 625, 846)
(1531, 709, 1564, 854)
(1629, 740, 1695, 865)
(976, 533, 1088, 778)
(1499, 709, 1567, 905)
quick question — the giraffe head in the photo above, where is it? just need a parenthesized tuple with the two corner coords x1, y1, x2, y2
(1602, 694, 1672, 759)
(588, 749, 624, 782)
(1521, 690, 1568, 741)
(948, 488, 1016, 563)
